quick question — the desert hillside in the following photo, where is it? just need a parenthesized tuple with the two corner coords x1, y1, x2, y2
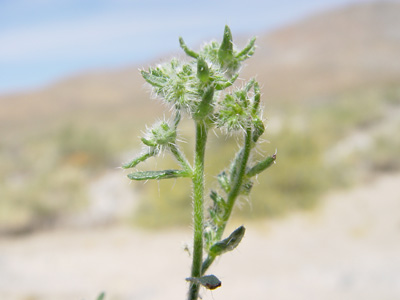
(1, 1, 400, 232)
(1, 1, 400, 130)
(249, 1, 400, 102)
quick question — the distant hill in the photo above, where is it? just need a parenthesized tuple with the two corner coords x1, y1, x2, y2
(248, 0, 400, 102)
(0, 68, 155, 137)
(2, 0, 400, 233)
(2, 1, 400, 133)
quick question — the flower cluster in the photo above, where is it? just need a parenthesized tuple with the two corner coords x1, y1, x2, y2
(141, 25, 258, 130)
(142, 59, 199, 112)
(216, 79, 264, 135)
(122, 116, 180, 170)
(141, 121, 177, 154)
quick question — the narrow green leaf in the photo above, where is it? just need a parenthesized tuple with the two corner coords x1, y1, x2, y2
(96, 292, 105, 300)
(252, 81, 261, 113)
(186, 275, 222, 290)
(122, 152, 154, 169)
(141, 137, 157, 147)
(215, 73, 239, 90)
(179, 37, 199, 58)
(141, 70, 167, 88)
(209, 226, 246, 256)
(127, 169, 190, 181)
(217, 171, 230, 193)
(236, 37, 256, 60)
(210, 190, 226, 207)
(244, 78, 256, 93)
(246, 153, 277, 177)
(173, 111, 181, 129)
(229, 148, 243, 186)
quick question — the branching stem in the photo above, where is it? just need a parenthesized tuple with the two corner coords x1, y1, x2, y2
(201, 127, 253, 275)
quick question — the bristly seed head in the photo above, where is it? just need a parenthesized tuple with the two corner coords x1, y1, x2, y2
(141, 26, 257, 124)
(216, 79, 264, 133)
(141, 120, 177, 154)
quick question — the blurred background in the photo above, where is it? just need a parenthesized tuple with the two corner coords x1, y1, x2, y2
(1, 0, 400, 299)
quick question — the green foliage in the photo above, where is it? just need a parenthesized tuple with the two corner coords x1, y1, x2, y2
(208, 225, 245, 256)
(127, 169, 190, 181)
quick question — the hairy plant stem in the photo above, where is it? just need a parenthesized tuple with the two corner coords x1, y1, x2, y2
(169, 143, 193, 175)
(201, 127, 253, 274)
(126, 26, 268, 300)
(188, 121, 208, 300)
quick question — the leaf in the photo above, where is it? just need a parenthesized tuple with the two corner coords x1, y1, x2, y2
(179, 37, 199, 58)
(252, 117, 265, 143)
(217, 171, 230, 193)
(141, 70, 167, 88)
(246, 153, 277, 177)
(127, 170, 190, 181)
(215, 73, 239, 91)
(210, 190, 225, 207)
(96, 292, 105, 300)
(243, 78, 256, 93)
(122, 152, 154, 169)
(141, 137, 157, 147)
(186, 274, 222, 290)
(252, 81, 261, 112)
(229, 148, 244, 185)
(209, 226, 246, 256)
(236, 37, 256, 60)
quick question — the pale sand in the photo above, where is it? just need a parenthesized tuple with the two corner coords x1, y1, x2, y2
(1, 173, 399, 300)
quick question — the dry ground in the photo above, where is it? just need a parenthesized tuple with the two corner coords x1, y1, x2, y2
(1, 173, 400, 300)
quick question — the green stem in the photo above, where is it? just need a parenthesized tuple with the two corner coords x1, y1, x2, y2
(201, 127, 252, 275)
(169, 143, 193, 175)
(122, 151, 154, 169)
(188, 121, 208, 300)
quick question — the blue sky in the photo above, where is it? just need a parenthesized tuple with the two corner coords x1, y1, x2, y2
(0, 0, 366, 95)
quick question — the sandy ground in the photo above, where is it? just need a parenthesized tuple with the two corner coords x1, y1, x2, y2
(1, 173, 400, 300)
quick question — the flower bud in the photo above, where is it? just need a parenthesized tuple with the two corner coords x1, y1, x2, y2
(197, 57, 210, 83)
(218, 25, 234, 64)
(149, 121, 177, 147)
